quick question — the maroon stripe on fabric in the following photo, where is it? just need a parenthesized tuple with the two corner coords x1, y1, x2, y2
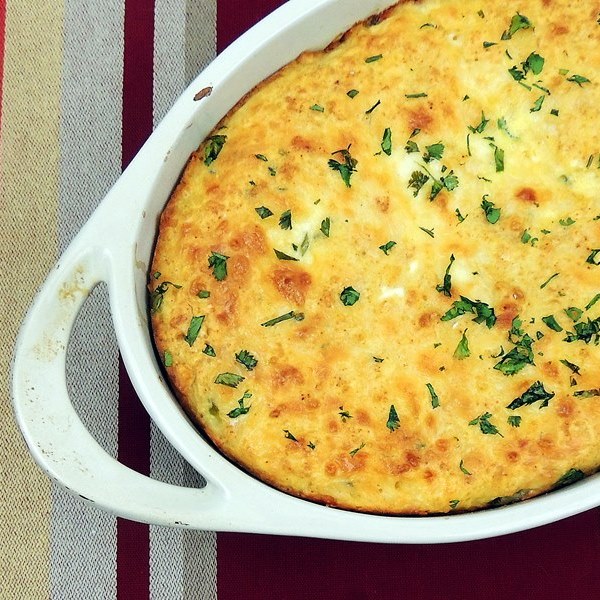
(218, 510, 600, 600)
(118, 0, 155, 598)
(216, 0, 285, 53)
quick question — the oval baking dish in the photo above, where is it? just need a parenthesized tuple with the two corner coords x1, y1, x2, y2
(12, 0, 600, 543)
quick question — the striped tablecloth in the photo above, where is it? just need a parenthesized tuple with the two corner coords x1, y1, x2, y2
(2, 1, 600, 598)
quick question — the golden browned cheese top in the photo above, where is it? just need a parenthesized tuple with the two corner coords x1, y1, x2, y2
(150, 0, 600, 514)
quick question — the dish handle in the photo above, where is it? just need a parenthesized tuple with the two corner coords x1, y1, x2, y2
(11, 221, 228, 528)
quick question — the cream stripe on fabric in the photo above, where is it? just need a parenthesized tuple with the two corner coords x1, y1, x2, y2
(0, 1, 65, 597)
(49, 1, 125, 598)
(150, 1, 218, 598)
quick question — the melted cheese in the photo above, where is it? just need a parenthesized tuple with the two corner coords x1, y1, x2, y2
(151, 0, 600, 514)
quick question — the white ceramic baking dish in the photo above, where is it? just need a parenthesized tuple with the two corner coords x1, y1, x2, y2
(12, 0, 600, 543)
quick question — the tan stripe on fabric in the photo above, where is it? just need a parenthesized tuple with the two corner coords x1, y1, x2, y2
(0, 1, 65, 598)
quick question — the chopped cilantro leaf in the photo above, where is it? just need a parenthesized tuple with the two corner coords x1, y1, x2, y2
(501, 13, 533, 40)
(405, 92, 428, 98)
(347, 89, 359, 98)
(184, 315, 205, 346)
(204, 134, 227, 166)
(508, 415, 522, 427)
(227, 391, 252, 418)
(381, 127, 393, 155)
(349, 442, 366, 457)
(255, 153, 268, 161)
(441, 296, 497, 328)
(469, 412, 503, 436)
(542, 315, 563, 332)
(563, 317, 600, 344)
(408, 171, 429, 197)
(379, 240, 397, 255)
(426, 383, 440, 408)
(273, 249, 299, 261)
(214, 372, 245, 388)
(531, 95, 545, 112)
(553, 468, 585, 489)
(340, 286, 360, 306)
(586, 249, 600, 265)
(436, 254, 455, 297)
(419, 226, 435, 238)
(255, 206, 273, 219)
(560, 358, 581, 375)
(481, 197, 501, 223)
(150, 280, 182, 313)
(423, 142, 445, 162)
(567, 74, 591, 86)
(468, 111, 489, 134)
(494, 334, 535, 375)
(585, 293, 600, 311)
(564, 306, 584, 322)
(202, 343, 216, 357)
(328, 147, 357, 187)
(279, 210, 292, 230)
(208, 251, 229, 281)
(507, 380, 555, 409)
(453, 329, 471, 359)
(574, 389, 600, 398)
(386, 405, 400, 432)
(320, 217, 331, 237)
(365, 54, 383, 63)
(163, 350, 173, 367)
(283, 429, 298, 442)
(459, 459, 472, 475)
(525, 52, 545, 75)
(235, 350, 258, 371)
(261, 310, 304, 327)
(310, 104, 324, 112)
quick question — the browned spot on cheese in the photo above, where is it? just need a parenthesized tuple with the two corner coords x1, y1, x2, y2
(405, 451, 421, 468)
(356, 409, 372, 426)
(423, 469, 436, 482)
(291, 135, 314, 152)
(375, 196, 390, 213)
(269, 407, 281, 418)
(557, 398, 575, 417)
(418, 310, 438, 328)
(516, 187, 538, 205)
(169, 314, 188, 328)
(272, 364, 304, 388)
(540, 361, 559, 378)
(538, 437, 555, 451)
(551, 23, 569, 35)
(435, 438, 450, 452)
(271, 266, 312, 305)
(507, 451, 519, 462)
(229, 225, 267, 256)
(408, 106, 434, 132)
(215, 289, 238, 325)
(496, 301, 520, 329)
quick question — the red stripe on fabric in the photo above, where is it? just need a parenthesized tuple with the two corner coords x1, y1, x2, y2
(118, 0, 155, 598)
(216, 0, 285, 53)
(218, 510, 600, 600)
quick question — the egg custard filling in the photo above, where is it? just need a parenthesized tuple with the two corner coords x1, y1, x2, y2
(150, 0, 600, 514)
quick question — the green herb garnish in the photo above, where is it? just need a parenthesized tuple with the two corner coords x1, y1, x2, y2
(320, 217, 331, 237)
(453, 330, 471, 359)
(273, 249, 299, 261)
(542, 315, 563, 332)
(441, 296, 497, 328)
(279, 210, 292, 230)
(184, 315, 205, 347)
(150, 281, 182, 312)
(255, 206, 273, 219)
(469, 412, 503, 436)
(340, 286, 360, 306)
(227, 391, 252, 418)
(204, 134, 227, 166)
(436, 254, 455, 297)
(553, 468, 585, 489)
(508, 415, 522, 427)
(202, 343, 216, 357)
(501, 13, 533, 40)
(507, 380, 555, 409)
(426, 383, 440, 408)
(261, 310, 305, 327)
(381, 127, 392, 155)
(214, 372, 245, 388)
(235, 350, 258, 371)
(481, 197, 501, 223)
(379, 240, 397, 255)
(386, 405, 400, 432)
(208, 251, 229, 281)
(328, 147, 357, 187)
